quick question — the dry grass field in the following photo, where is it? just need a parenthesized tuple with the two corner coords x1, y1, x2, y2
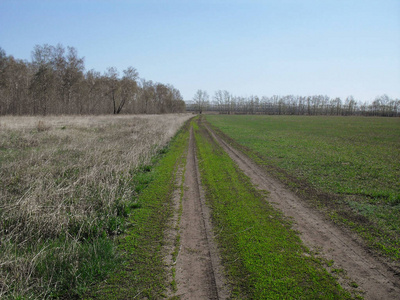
(0, 114, 191, 298)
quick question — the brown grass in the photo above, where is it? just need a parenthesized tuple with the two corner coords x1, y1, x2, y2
(0, 114, 192, 298)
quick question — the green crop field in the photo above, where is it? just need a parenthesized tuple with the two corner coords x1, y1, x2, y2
(193, 118, 355, 299)
(206, 115, 400, 260)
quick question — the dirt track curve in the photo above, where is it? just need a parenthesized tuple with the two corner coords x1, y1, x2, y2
(205, 123, 400, 300)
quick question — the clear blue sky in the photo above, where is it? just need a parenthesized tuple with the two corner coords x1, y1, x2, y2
(1, 0, 399, 102)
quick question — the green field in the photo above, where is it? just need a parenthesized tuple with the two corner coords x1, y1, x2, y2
(206, 115, 400, 260)
(2, 115, 396, 298)
(193, 118, 355, 299)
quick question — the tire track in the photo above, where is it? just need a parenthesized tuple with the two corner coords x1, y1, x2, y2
(171, 126, 229, 299)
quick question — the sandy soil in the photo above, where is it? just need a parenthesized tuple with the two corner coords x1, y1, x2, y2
(169, 127, 229, 299)
(205, 123, 400, 300)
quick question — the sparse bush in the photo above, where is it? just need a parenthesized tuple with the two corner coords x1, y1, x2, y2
(36, 120, 50, 132)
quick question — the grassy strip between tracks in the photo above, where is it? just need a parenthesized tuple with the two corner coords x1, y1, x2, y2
(85, 122, 189, 299)
(193, 118, 357, 299)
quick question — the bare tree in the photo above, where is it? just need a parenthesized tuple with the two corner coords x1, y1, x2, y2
(213, 90, 224, 113)
(169, 85, 185, 113)
(64, 46, 84, 112)
(30, 45, 58, 115)
(83, 69, 102, 114)
(0, 50, 31, 115)
(118, 66, 138, 114)
(0, 44, 186, 116)
(139, 79, 155, 114)
(193, 89, 209, 114)
(104, 67, 121, 114)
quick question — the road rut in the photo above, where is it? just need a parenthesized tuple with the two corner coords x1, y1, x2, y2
(171, 127, 229, 299)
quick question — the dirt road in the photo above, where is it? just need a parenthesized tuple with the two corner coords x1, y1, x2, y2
(165, 122, 399, 299)
(170, 127, 229, 299)
(205, 123, 400, 300)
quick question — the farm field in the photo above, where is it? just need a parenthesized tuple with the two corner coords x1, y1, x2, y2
(192, 118, 356, 299)
(0, 114, 192, 299)
(206, 115, 400, 261)
(92, 118, 358, 299)
(2, 114, 399, 299)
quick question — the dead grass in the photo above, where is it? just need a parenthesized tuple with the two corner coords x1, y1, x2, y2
(0, 114, 192, 298)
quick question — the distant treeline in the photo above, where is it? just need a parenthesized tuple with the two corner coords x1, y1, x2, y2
(0, 44, 185, 115)
(189, 90, 400, 117)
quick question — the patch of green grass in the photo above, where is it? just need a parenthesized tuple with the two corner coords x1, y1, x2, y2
(206, 115, 400, 261)
(193, 118, 354, 299)
(85, 122, 190, 299)
(37, 237, 117, 298)
(350, 282, 359, 288)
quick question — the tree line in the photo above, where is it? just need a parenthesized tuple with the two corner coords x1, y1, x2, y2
(189, 90, 400, 117)
(0, 44, 185, 115)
